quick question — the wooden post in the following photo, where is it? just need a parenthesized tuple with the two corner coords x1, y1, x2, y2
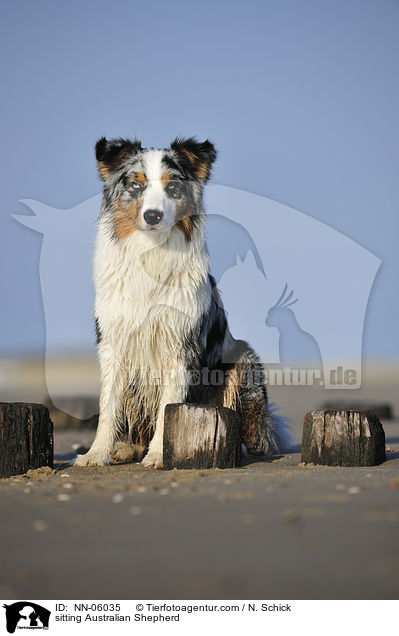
(163, 403, 241, 470)
(301, 409, 386, 467)
(0, 402, 53, 478)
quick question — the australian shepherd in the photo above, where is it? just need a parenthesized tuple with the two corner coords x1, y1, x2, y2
(75, 136, 289, 468)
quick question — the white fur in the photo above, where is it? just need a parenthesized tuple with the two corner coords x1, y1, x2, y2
(75, 204, 211, 468)
(134, 150, 178, 231)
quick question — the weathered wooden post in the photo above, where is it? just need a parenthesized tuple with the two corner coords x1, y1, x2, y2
(301, 409, 386, 466)
(0, 402, 53, 478)
(163, 403, 241, 470)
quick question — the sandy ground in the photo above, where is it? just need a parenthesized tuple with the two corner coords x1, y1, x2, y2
(1, 405, 399, 600)
(0, 368, 399, 600)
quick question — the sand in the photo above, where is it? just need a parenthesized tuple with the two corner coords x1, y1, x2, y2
(1, 414, 399, 600)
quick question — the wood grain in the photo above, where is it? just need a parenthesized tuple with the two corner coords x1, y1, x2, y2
(0, 402, 53, 478)
(302, 409, 386, 466)
(163, 403, 241, 470)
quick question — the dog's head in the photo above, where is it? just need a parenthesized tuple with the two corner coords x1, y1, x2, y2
(96, 136, 216, 241)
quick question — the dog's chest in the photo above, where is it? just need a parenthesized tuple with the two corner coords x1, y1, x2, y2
(94, 229, 210, 364)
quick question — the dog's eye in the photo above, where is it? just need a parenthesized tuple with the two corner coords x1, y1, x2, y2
(165, 181, 183, 198)
(128, 181, 144, 196)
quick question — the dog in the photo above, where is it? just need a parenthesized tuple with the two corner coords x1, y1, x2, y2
(75, 136, 290, 468)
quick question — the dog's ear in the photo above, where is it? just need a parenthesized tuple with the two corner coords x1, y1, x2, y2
(95, 137, 142, 181)
(170, 137, 217, 182)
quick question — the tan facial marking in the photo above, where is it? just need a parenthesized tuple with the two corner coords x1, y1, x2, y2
(113, 196, 142, 240)
(176, 215, 196, 241)
(134, 172, 147, 184)
(173, 196, 197, 241)
(161, 171, 173, 188)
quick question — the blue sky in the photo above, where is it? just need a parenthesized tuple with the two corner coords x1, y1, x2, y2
(1, 0, 398, 361)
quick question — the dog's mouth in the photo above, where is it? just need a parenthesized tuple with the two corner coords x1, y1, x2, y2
(140, 218, 174, 233)
(143, 225, 168, 233)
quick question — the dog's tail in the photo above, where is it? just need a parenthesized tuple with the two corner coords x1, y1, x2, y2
(268, 401, 293, 453)
(223, 341, 292, 456)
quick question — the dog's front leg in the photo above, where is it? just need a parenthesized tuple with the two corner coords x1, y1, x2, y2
(75, 341, 127, 467)
(142, 364, 187, 469)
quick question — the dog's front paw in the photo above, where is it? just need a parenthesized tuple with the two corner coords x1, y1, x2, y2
(142, 450, 163, 469)
(74, 448, 112, 467)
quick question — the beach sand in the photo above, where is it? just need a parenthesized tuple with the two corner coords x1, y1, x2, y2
(1, 368, 399, 600)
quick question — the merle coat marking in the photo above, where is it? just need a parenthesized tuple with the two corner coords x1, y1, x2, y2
(75, 137, 288, 468)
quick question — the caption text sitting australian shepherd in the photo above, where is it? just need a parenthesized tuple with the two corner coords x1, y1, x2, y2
(75, 136, 289, 469)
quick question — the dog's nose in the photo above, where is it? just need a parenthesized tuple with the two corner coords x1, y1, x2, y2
(143, 209, 163, 226)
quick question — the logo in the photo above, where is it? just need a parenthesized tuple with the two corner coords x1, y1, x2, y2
(2, 603, 50, 633)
